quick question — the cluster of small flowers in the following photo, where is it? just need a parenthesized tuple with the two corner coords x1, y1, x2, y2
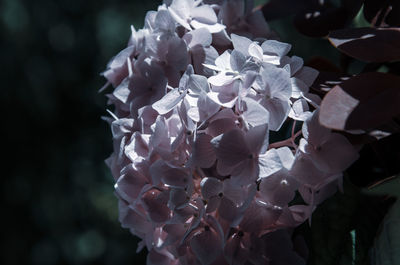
(102, 0, 359, 264)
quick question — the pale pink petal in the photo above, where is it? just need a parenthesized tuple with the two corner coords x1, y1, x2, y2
(141, 189, 170, 223)
(115, 164, 148, 202)
(211, 129, 250, 168)
(192, 134, 216, 168)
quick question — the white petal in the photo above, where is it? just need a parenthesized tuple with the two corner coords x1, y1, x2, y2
(152, 88, 184, 115)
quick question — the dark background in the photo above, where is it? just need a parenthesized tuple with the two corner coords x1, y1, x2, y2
(1, 0, 364, 264)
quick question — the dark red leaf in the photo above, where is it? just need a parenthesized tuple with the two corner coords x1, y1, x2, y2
(311, 72, 350, 97)
(363, 0, 400, 26)
(294, 5, 348, 37)
(260, 0, 309, 21)
(329, 27, 400, 62)
(319, 72, 400, 131)
(363, 0, 387, 24)
(307, 56, 342, 73)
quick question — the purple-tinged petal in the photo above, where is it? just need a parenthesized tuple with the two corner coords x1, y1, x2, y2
(124, 132, 149, 164)
(211, 129, 250, 168)
(295, 66, 319, 87)
(218, 196, 239, 222)
(192, 134, 216, 168)
(190, 227, 222, 265)
(309, 133, 359, 174)
(206, 196, 221, 213)
(239, 201, 281, 233)
(245, 124, 269, 154)
(115, 164, 148, 202)
(200, 177, 223, 199)
(259, 172, 298, 207)
(206, 118, 237, 137)
(169, 188, 190, 210)
(302, 110, 331, 144)
(224, 233, 250, 265)
(162, 167, 191, 188)
(147, 249, 176, 265)
(142, 188, 170, 223)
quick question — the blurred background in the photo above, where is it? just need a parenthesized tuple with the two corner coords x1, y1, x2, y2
(1, 0, 348, 264)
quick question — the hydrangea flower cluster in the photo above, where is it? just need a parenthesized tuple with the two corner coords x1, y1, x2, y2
(102, 0, 359, 264)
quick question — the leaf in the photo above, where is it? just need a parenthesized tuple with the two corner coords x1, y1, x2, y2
(364, 174, 400, 197)
(303, 178, 359, 265)
(365, 174, 400, 265)
(363, 0, 400, 27)
(292, 0, 364, 38)
(319, 72, 400, 131)
(347, 134, 400, 187)
(329, 27, 400, 62)
(297, 177, 394, 265)
(370, 200, 400, 265)
(260, 0, 309, 21)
